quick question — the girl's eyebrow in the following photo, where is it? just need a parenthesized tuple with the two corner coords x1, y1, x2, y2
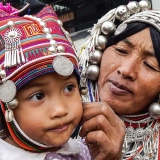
(121, 38, 156, 57)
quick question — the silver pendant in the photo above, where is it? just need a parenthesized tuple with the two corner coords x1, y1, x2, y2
(0, 80, 17, 103)
(52, 56, 74, 76)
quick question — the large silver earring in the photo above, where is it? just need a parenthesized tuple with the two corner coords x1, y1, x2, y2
(148, 94, 160, 119)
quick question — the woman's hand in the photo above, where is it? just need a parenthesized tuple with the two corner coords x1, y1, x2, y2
(79, 102, 126, 160)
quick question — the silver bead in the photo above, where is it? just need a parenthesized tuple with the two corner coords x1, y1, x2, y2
(89, 50, 102, 65)
(5, 109, 14, 122)
(0, 70, 6, 78)
(115, 5, 130, 21)
(148, 102, 160, 119)
(127, 1, 140, 14)
(8, 99, 18, 109)
(57, 20, 63, 26)
(36, 18, 41, 22)
(49, 46, 57, 53)
(7, 21, 15, 27)
(139, 0, 151, 11)
(101, 21, 116, 36)
(57, 45, 65, 53)
(95, 35, 107, 51)
(80, 87, 88, 95)
(86, 65, 100, 80)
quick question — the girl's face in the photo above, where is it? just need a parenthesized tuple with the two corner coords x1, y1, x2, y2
(14, 72, 82, 149)
(98, 28, 160, 115)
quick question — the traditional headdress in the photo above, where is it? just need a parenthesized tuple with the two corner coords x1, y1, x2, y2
(78, 0, 160, 159)
(0, 3, 79, 152)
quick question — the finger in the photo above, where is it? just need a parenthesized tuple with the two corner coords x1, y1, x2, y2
(79, 114, 125, 141)
(81, 102, 121, 127)
(86, 131, 123, 160)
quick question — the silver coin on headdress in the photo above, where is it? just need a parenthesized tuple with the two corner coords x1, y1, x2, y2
(52, 56, 74, 76)
(0, 80, 17, 103)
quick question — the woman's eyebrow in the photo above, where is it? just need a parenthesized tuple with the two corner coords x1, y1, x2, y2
(121, 38, 134, 48)
(121, 38, 156, 57)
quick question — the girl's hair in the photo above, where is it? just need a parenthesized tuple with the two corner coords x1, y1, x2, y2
(107, 22, 160, 66)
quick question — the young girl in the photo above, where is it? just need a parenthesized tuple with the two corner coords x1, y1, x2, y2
(0, 2, 91, 160)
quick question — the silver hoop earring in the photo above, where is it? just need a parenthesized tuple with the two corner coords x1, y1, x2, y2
(148, 94, 160, 119)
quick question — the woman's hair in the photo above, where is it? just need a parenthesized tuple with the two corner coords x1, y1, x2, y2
(107, 22, 160, 66)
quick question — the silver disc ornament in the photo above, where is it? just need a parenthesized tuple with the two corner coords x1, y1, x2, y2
(52, 56, 74, 76)
(0, 80, 17, 103)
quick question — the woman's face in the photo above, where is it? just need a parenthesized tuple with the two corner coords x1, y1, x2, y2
(98, 28, 160, 115)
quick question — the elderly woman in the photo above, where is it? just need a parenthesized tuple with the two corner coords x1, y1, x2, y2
(78, 0, 160, 159)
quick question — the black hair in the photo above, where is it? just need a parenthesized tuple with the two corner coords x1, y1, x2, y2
(107, 22, 160, 66)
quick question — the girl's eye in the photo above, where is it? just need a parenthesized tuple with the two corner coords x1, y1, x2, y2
(64, 84, 75, 93)
(30, 93, 45, 101)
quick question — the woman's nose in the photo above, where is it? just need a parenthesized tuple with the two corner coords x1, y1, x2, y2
(117, 57, 138, 81)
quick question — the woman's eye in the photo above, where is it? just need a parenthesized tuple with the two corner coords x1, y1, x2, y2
(30, 93, 45, 101)
(144, 62, 160, 72)
(114, 47, 128, 54)
(64, 84, 75, 93)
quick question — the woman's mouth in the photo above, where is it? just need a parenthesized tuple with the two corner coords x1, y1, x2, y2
(108, 80, 132, 95)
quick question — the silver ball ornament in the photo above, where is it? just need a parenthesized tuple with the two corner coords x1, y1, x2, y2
(101, 21, 116, 36)
(5, 109, 14, 122)
(8, 99, 18, 109)
(127, 1, 140, 14)
(57, 45, 65, 53)
(148, 102, 160, 119)
(80, 87, 88, 95)
(86, 65, 100, 80)
(95, 35, 107, 51)
(139, 0, 151, 11)
(50, 40, 57, 46)
(89, 50, 102, 65)
(115, 5, 130, 21)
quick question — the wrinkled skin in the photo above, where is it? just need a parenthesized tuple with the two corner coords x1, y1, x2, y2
(80, 28, 160, 159)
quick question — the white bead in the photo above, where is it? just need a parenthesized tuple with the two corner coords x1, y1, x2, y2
(57, 45, 65, 53)
(49, 46, 57, 53)
(36, 18, 42, 22)
(46, 34, 52, 40)
(43, 27, 50, 34)
(50, 40, 57, 46)
(0, 70, 6, 78)
(39, 21, 46, 27)
(7, 21, 15, 27)
(57, 20, 63, 26)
